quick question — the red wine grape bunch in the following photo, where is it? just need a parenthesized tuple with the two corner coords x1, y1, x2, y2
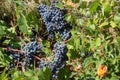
(6, 0, 72, 79)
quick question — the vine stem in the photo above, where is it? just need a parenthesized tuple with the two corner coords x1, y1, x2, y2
(2, 47, 24, 54)
(2, 47, 42, 61)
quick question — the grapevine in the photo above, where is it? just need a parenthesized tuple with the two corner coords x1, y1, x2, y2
(1, 0, 120, 80)
(3, 0, 72, 79)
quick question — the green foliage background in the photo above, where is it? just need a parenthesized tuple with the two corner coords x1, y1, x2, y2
(0, 0, 120, 80)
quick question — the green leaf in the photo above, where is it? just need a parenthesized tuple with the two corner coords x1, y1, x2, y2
(76, 19, 84, 26)
(55, 2, 64, 9)
(37, 70, 45, 80)
(13, 71, 20, 78)
(78, 1, 87, 9)
(89, 0, 99, 13)
(116, 36, 120, 45)
(101, 0, 111, 16)
(0, 20, 7, 26)
(89, 24, 95, 30)
(17, 13, 28, 34)
(98, 21, 109, 28)
(110, 73, 119, 80)
(110, 21, 117, 28)
(24, 71, 33, 77)
(95, 38, 101, 47)
(0, 20, 6, 36)
(12, 70, 24, 80)
(0, 26, 6, 36)
(67, 44, 74, 49)
(30, 76, 39, 80)
(114, 14, 120, 24)
(65, 14, 72, 22)
(0, 49, 11, 67)
(43, 67, 51, 80)
(0, 68, 8, 80)
(74, 38, 80, 50)
(83, 57, 95, 68)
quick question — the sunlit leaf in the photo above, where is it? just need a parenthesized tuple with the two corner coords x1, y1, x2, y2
(65, 14, 72, 22)
(101, 0, 111, 16)
(0, 68, 8, 80)
(89, 0, 99, 13)
(98, 21, 109, 28)
(67, 44, 74, 49)
(110, 21, 117, 28)
(89, 24, 95, 30)
(17, 13, 28, 34)
(76, 19, 84, 26)
(95, 38, 101, 47)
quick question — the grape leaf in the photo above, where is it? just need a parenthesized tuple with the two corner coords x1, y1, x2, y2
(17, 13, 28, 34)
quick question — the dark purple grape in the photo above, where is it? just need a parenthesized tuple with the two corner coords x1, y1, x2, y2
(59, 29, 72, 41)
(37, 2, 72, 40)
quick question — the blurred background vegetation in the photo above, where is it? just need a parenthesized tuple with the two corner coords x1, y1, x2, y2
(0, 0, 120, 80)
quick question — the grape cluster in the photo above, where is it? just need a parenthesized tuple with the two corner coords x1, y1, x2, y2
(51, 42, 68, 78)
(35, 0, 71, 78)
(7, 40, 44, 70)
(37, 2, 72, 41)
(5, 1, 72, 80)
(36, 42, 68, 79)
(21, 40, 42, 54)
(21, 40, 44, 67)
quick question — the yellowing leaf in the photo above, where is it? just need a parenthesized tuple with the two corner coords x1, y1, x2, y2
(110, 21, 117, 28)
(95, 38, 101, 47)
(67, 44, 74, 49)
(98, 22, 109, 28)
